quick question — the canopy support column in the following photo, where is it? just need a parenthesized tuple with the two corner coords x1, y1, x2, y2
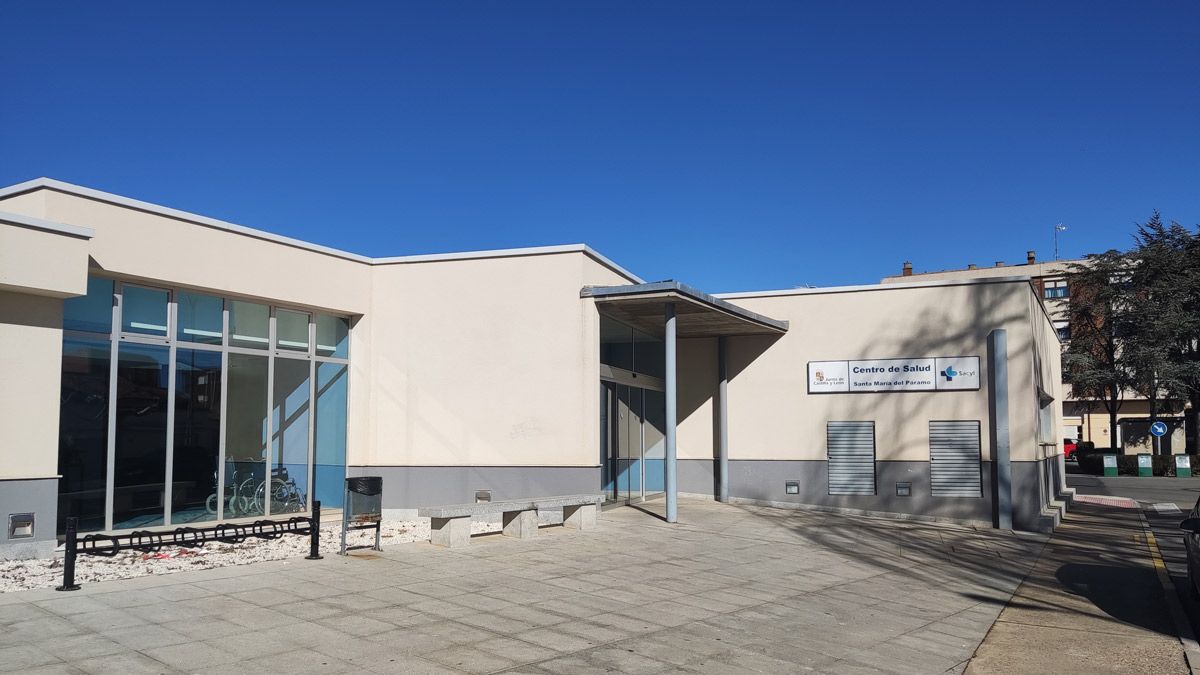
(665, 302, 678, 523)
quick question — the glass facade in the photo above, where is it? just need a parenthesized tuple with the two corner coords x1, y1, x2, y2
(599, 315, 667, 503)
(113, 342, 170, 528)
(225, 353, 269, 518)
(57, 277, 351, 533)
(172, 349, 222, 523)
(314, 362, 349, 508)
(57, 337, 111, 533)
(599, 316, 664, 379)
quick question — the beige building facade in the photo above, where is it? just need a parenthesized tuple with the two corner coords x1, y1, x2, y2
(0, 179, 1069, 558)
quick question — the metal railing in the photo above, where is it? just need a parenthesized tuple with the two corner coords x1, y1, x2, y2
(57, 501, 324, 591)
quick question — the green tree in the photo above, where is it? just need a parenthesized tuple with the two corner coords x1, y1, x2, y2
(1185, 230, 1200, 453)
(1062, 250, 1135, 450)
(1125, 212, 1193, 452)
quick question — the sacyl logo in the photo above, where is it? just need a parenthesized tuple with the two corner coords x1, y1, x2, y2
(941, 365, 958, 382)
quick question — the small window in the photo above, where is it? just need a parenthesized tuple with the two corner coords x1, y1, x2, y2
(1043, 279, 1068, 299)
(121, 285, 169, 336)
(229, 300, 269, 349)
(176, 291, 223, 344)
(1053, 320, 1070, 341)
(64, 277, 114, 334)
(1038, 390, 1056, 446)
(316, 314, 350, 358)
(275, 309, 310, 352)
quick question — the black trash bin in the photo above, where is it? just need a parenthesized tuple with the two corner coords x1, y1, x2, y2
(340, 476, 383, 555)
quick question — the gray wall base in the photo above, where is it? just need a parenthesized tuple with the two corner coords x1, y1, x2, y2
(0, 477, 58, 560)
(680, 457, 1058, 533)
(681, 458, 996, 525)
(346, 459, 1062, 533)
(1012, 455, 1069, 533)
(680, 492, 994, 530)
(348, 465, 600, 510)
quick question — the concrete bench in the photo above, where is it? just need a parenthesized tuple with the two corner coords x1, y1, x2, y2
(417, 494, 603, 548)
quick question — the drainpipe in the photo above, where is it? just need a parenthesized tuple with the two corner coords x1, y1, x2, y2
(988, 329, 1013, 530)
(718, 336, 729, 503)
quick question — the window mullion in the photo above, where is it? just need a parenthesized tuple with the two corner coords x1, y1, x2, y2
(217, 300, 230, 521)
(265, 310, 277, 517)
(104, 285, 121, 532)
(164, 295, 178, 527)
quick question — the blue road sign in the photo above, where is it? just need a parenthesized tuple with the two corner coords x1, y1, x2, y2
(1150, 421, 1168, 438)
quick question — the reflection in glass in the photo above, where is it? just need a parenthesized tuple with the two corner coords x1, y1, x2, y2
(626, 387, 643, 496)
(316, 314, 349, 358)
(121, 285, 169, 336)
(225, 353, 268, 517)
(314, 362, 348, 508)
(271, 358, 310, 514)
(172, 349, 222, 524)
(56, 276, 354, 535)
(276, 309, 309, 352)
(177, 292, 223, 344)
(600, 383, 611, 499)
(613, 385, 643, 501)
(58, 337, 111, 532)
(633, 329, 665, 379)
(600, 317, 634, 371)
(63, 277, 113, 334)
(643, 389, 666, 494)
(113, 343, 170, 528)
(229, 300, 269, 349)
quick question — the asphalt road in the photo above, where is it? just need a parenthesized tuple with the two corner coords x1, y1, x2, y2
(1067, 468, 1200, 641)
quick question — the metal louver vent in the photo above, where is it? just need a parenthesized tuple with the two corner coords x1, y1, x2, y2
(929, 420, 982, 497)
(827, 421, 876, 495)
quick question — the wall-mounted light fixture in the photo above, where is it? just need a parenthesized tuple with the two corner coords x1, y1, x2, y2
(8, 513, 34, 539)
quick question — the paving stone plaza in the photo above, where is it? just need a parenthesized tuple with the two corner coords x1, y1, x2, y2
(0, 499, 1046, 674)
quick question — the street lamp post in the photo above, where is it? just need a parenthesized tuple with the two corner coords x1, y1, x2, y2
(1054, 223, 1068, 260)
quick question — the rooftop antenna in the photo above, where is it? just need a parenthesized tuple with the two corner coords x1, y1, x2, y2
(1054, 223, 1068, 260)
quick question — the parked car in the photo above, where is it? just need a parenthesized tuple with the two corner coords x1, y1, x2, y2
(1063, 438, 1078, 460)
(1180, 498, 1200, 598)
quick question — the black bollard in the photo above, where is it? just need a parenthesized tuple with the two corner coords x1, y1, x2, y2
(306, 500, 323, 560)
(56, 517, 81, 591)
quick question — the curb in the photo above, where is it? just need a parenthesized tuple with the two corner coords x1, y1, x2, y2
(1136, 505, 1200, 674)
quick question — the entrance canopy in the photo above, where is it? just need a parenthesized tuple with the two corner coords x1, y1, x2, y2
(581, 281, 788, 338)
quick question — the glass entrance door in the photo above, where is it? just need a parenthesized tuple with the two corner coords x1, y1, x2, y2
(601, 381, 663, 504)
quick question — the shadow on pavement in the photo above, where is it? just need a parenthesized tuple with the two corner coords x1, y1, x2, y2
(1054, 562, 1178, 637)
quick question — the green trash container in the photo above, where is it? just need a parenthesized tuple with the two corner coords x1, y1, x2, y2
(1102, 454, 1118, 477)
(1176, 455, 1192, 478)
(1137, 453, 1153, 477)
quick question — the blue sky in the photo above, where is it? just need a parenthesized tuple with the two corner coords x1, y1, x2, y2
(2, 3, 1197, 291)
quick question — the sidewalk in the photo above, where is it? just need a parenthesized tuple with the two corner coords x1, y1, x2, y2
(968, 501, 1189, 674)
(1, 499, 1044, 674)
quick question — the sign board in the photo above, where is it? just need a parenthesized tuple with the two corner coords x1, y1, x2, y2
(1177, 455, 1192, 478)
(808, 356, 980, 393)
(1151, 421, 1168, 438)
(1137, 453, 1153, 477)
(807, 361, 850, 393)
(1102, 454, 1118, 477)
